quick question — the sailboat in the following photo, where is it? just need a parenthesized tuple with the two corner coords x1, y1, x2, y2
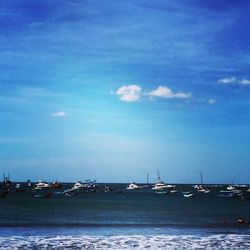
(194, 172, 211, 193)
(143, 173, 151, 188)
(152, 171, 175, 191)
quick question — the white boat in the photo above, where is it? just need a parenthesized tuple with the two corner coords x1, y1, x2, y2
(170, 189, 178, 193)
(217, 190, 235, 197)
(126, 182, 141, 190)
(63, 181, 84, 194)
(227, 185, 235, 191)
(152, 171, 175, 191)
(34, 181, 51, 190)
(194, 173, 211, 193)
(183, 191, 194, 198)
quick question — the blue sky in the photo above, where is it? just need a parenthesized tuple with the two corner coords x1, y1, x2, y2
(0, 0, 250, 183)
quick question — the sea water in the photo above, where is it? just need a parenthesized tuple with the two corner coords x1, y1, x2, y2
(0, 183, 250, 249)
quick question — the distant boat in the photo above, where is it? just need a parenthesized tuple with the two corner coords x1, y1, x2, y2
(143, 173, 152, 188)
(217, 190, 235, 198)
(63, 181, 84, 194)
(64, 180, 99, 195)
(226, 185, 235, 191)
(126, 182, 141, 190)
(34, 181, 51, 190)
(194, 172, 211, 193)
(51, 181, 63, 189)
(183, 191, 194, 198)
(170, 189, 178, 193)
(152, 171, 175, 191)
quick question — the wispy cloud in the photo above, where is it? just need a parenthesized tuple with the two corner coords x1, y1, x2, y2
(148, 86, 191, 99)
(218, 77, 236, 84)
(116, 85, 142, 102)
(208, 98, 216, 105)
(239, 79, 250, 85)
(115, 85, 191, 102)
(218, 77, 250, 86)
(51, 111, 66, 117)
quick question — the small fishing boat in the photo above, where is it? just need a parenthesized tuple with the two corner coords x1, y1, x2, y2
(34, 181, 51, 190)
(227, 185, 235, 191)
(183, 191, 194, 198)
(63, 181, 84, 195)
(126, 182, 141, 190)
(170, 189, 178, 193)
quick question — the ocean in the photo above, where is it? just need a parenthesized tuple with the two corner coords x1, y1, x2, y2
(0, 183, 250, 249)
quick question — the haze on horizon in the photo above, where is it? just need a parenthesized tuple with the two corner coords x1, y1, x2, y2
(0, 0, 250, 184)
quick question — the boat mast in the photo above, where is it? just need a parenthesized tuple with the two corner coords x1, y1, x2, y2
(157, 170, 161, 182)
(200, 172, 203, 185)
(147, 173, 149, 184)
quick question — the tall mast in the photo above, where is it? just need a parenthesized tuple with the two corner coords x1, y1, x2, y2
(157, 170, 161, 182)
(200, 172, 203, 185)
(147, 173, 149, 184)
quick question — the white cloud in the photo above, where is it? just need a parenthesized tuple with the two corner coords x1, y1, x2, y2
(239, 79, 250, 85)
(148, 86, 191, 99)
(116, 85, 141, 102)
(208, 98, 216, 105)
(51, 111, 66, 117)
(218, 77, 250, 86)
(115, 85, 192, 102)
(218, 77, 236, 84)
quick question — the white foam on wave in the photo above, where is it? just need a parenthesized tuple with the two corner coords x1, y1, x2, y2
(0, 234, 250, 249)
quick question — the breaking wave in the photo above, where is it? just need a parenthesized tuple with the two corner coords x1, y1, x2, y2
(0, 234, 250, 249)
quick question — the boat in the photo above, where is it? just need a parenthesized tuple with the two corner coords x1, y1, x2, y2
(126, 182, 141, 190)
(51, 181, 63, 189)
(63, 181, 84, 194)
(152, 171, 175, 190)
(183, 191, 194, 198)
(194, 172, 211, 193)
(170, 189, 178, 193)
(227, 185, 235, 191)
(217, 190, 240, 198)
(143, 173, 152, 188)
(217, 190, 234, 197)
(34, 181, 51, 190)
(104, 186, 112, 193)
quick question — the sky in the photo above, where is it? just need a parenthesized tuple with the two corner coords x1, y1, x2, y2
(0, 0, 250, 183)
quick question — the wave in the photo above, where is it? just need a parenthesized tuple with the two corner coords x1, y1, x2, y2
(0, 234, 250, 249)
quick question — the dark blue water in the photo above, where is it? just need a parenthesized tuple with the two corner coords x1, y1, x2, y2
(0, 183, 250, 249)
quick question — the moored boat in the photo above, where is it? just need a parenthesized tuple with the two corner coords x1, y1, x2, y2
(152, 171, 175, 191)
(183, 191, 194, 198)
(34, 181, 51, 190)
(126, 182, 141, 190)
